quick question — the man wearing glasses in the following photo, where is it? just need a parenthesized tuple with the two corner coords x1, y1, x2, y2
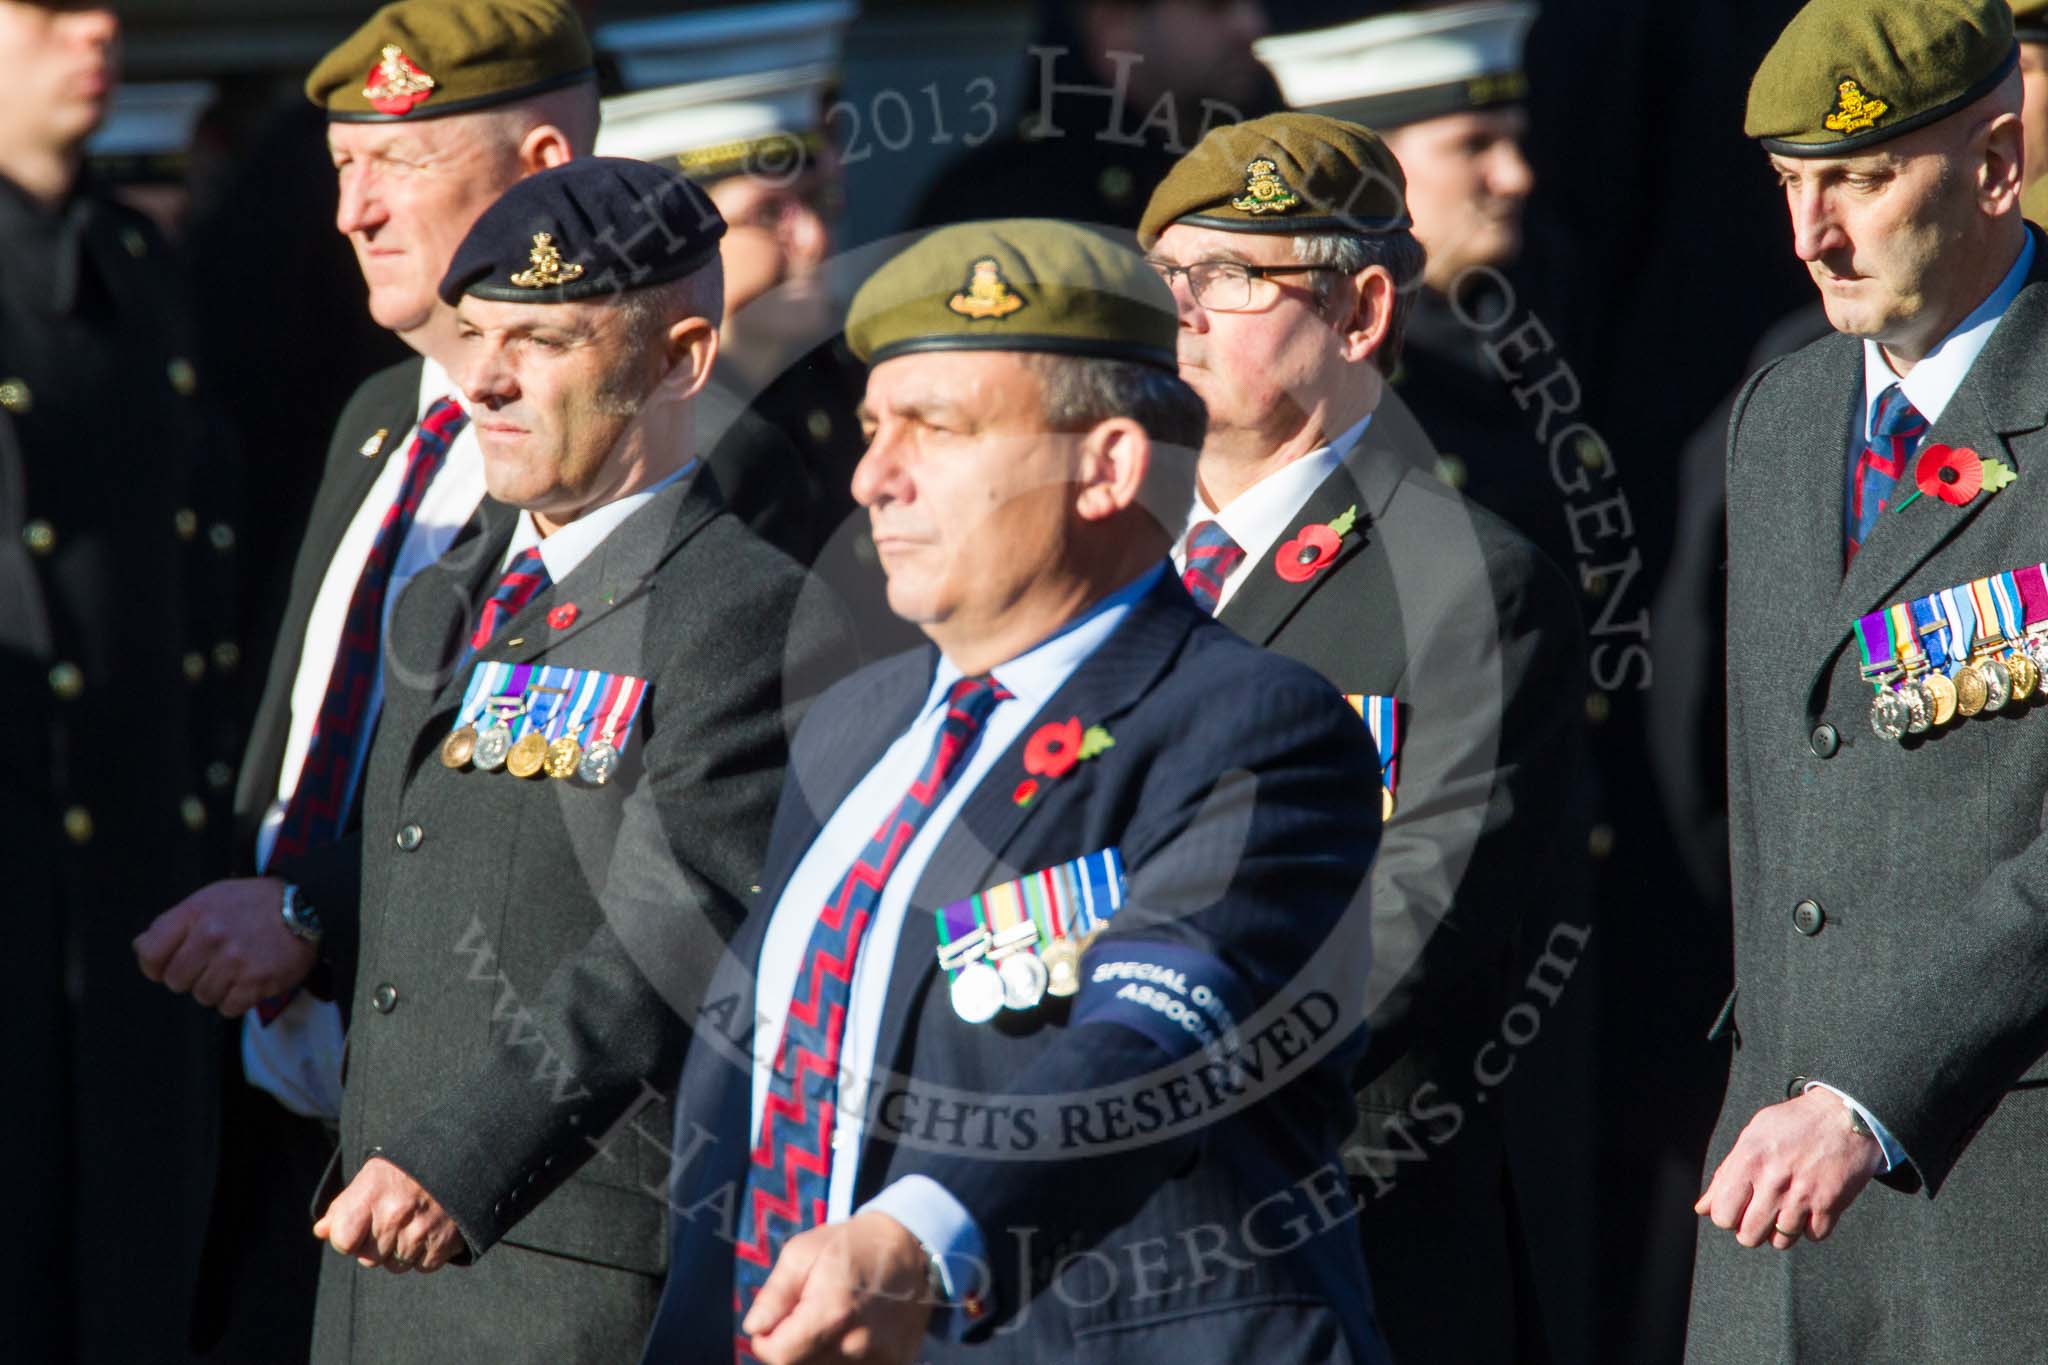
(1141, 112, 1589, 1364)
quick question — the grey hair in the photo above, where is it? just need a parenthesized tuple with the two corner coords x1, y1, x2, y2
(1293, 228, 1428, 374)
(1022, 353, 1206, 543)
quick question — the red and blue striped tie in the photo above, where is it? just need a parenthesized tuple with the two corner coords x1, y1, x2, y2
(470, 545, 550, 655)
(732, 674, 1012, 1358)
(272, 397, 467, 861)
(1846, 383, 1928, 564)
(1181, 518, 1244, 615)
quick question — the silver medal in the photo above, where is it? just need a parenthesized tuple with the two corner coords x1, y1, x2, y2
(998, 952, 1049, 1011)
(1980, 657, 2013, 711)
(473, 723, 513, 771)
(2026, 638, 2048, 699)
(950, 961, 1005, 1024)
(1869, 688, 1911, 741)
(577, 742, 620, 786)
(1901, 679, 1932, 734)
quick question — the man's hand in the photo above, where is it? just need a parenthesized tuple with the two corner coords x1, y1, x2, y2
(741, 1211, 937, 1364)
(312, 1156, 466, 1273)
(133, 877, 316, 1017)
(1695, 1087, 1885, 1250)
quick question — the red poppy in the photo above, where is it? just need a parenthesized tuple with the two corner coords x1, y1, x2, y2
(1025, 717, 1084, 777)
(1013, 779, 1039, 807)
(1275, 524, 1342, 583)
(548, 603, 579, 629)
(1915, 444, 1983, 506)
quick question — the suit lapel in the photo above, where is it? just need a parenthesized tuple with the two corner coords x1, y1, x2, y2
(384, 498, 518, 780)
(1215, 432, 1409, 646)
(312, 365, 427, 588)
(870, 577, 1200, 1073)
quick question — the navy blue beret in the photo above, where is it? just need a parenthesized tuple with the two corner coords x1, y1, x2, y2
(438, 156, 726, 305)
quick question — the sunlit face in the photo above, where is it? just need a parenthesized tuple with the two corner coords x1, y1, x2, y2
(853, 351, 1081, 630)
(1769, 140, 1977, 343)
(0, 3, 117, 157)
(329, 117, 522, 333)
(1150, 222, 1348, 444)
(707, 158, 837, 341)
(1383, 107, 1534, 289)
(452, 295, 664, 523)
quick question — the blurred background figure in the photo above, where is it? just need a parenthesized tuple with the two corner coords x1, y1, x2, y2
(0, 3, 240, 1361)
(912, 0, 1282, 230)
(2016, 0, 2048, 186)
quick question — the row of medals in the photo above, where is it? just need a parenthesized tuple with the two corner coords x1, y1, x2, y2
(440, 707, 621, 785)
(1871, 640, 2048, 740)
(939, 917, 1091, 1024)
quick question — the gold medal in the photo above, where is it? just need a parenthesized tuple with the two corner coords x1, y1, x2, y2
(440, 725, 478, 769)
(1955, 665, 1989, 716)
(544, 735, 583, 780)
(2009, 651, 2039, 705)
(1381, 785, 1396, 821)
(1921, 671, 1958, 727)
(506, 732, 548, 778)
(1042, 938, 1081, 997)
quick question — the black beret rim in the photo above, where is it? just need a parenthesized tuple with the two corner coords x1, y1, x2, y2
(440, 238, 721, 306)
(1758, 43, 2019, 158)
(1171, 210, 1415, 235)
(861, 333, 1179, 373)
(323, 66, 597, 123)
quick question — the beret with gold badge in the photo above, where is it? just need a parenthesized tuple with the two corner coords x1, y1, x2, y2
(847, 220, 1179, 372)
(1137, 112, 1410, 249)
(1747, 0, 2017, 156)
(306, 0, 595, 123)
(438, 157, 726, 305)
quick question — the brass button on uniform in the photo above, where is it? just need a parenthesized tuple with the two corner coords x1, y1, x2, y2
(173, 507, 198, 541)
(120, 226, 147, 258)
(208, 522, 235, 553)
(0, 378, 32, 414)
(395, 823, 424, 852)
(805, 409, 833, 444)
(182, 651, 206, 683)
(205, 760, 234, 791)
(1810, 724, 1840, 759)
(22, 519, 55, 556)
(1792, 898, 1826, 936)
(371, 983, 399, 1014)
(180, 796, 207, 832)
(48, 661, 82, 699)
(1435, 454, 1468, 490)
(1586, 692, 1611, 725)
(1589, 823, 1616, 860)
(167, 358, 198, 396)
(212, 641, 241, 674)
(62, 806, 93, 845)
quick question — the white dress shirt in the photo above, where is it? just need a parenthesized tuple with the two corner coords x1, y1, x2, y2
(244, 359, 485, 1119)
(494, 458, 697, 579)
(1170, 414, 1372, 612)
(749, 564, 1164, 1305)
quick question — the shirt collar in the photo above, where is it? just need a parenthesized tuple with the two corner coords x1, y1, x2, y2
(1185, 414, 1372, 564)
(923, 562, 1167, 719)
(1862, 230, 2036, 436)
(417, 355, 458, 415)
(504, 458, 698, 581)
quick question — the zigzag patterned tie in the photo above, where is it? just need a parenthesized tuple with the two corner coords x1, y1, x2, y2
(1846, 382, 1928, 565)
(1181, 518, 1244, 615)
(469, 545, 551, 656)
(271, 397, 468, 862)
(732, 674, 1012, 1358)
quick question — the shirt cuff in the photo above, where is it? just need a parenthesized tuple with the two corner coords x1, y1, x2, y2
(858, 1175, 989, 1341)
(1802, 1081, 1907, 1174)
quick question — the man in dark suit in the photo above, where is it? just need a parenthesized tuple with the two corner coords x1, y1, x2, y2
(301, 157, 846, 1361)
(133, 4, 602, 1356)
(641, 220, 1391, 1364)
(1689, 1, 2048, 1358)
(1140, 113, 1589, 1363)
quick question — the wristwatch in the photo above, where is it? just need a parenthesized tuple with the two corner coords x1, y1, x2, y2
(280, 882, 324, 947)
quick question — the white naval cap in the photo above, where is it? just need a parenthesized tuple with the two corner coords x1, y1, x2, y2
(594, 0, 855, 182)
(1254, 1, 1536, 131)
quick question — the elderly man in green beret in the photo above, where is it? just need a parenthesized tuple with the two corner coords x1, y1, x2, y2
(1137, 111, 1587, 1364)
(1691, 0, 2048, 1357)
(640, 218, 1392, 1365)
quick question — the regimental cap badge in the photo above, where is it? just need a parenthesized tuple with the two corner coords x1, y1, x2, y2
(947, 257, 1027, 320)
(1230, 158, 1301, 215)
(1823, 79, 1889, 135)
(509, 232, 586, 289)
(363, 43, 437, 117)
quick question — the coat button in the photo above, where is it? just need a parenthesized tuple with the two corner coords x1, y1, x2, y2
(182, 651, 207, 683)
(62, 806, 93, 845)
(0, 377, 32, 414)
(179, 796, 207, 832)
(173, 507, 198, 541)
(1792, 899, 1826, 936)
(48, 661, 82, 699)
(1809, 724, 1840, 758)
(22, 519, 55, 555)
(371, 983, 399, 1014)
(395, 823, 424, 852)
(1786, 1074, 1809, 1099)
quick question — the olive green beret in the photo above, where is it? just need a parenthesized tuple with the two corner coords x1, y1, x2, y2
(1137, 112, 1409, 249)
(2016, 0, 2048, 43)
(2023, 174, 2048, 225)
(306, 0, 594, 124)
(1747, 0, 2017, 156)
(846, 220, 1177, 372)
